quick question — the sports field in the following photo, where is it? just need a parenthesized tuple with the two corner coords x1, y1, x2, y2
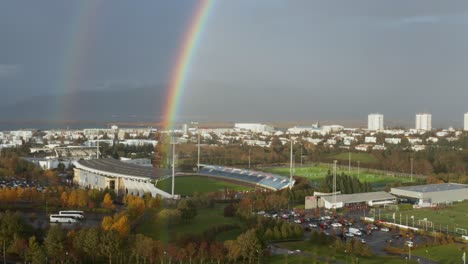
(412, 244, 467, 264)
(264, 164, 414, 189)
(156, 175, 252, 196)
(380, 201, 468, 235)
(274, 241, 419, 264)
(327, 152, 378, 164)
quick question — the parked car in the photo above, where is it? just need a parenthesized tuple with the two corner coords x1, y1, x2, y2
(380, 227, 390, 232)
(331, 222, 342, 228)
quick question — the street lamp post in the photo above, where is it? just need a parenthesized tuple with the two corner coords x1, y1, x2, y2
(348, 151, 351, 173)
(248, 149, 251, 169)
(357, 161, 360, 177)
(410, 157, 414, 182)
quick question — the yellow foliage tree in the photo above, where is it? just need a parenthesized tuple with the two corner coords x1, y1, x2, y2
(76, 189, 88, 208)
(67, 190, 77, 208)
(102, 193, 115, 210)
(111, 215, 130, 237)
(60, 192, 68, 207)
(101, 216, 114, 231)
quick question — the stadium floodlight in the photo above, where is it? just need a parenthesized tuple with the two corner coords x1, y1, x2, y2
(289, 139, 294, 189)
(170, 136, 178, 198)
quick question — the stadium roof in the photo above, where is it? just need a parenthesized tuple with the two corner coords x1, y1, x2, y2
(321, 191, 396, 204)
(391, 183, 468, 193)
(75, 158, 169, 179)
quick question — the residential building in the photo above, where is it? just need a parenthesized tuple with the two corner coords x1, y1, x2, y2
(465, 113, 468, 131)
(368, 113, 384, 131)
(416, 113, 432, 131)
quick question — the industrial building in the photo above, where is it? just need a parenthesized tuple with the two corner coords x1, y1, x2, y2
(73, 158, 172, 198)
(390, 183, 468, 206)
(305, 191, 397, 209)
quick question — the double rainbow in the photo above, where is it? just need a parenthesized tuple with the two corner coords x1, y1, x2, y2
(161, 0, 213, 131)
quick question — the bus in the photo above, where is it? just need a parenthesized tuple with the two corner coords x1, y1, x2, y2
(58, 210, 85, 219)
(49, 214, 79, 223)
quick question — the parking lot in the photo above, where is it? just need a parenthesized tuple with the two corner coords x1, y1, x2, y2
(0, 178, 46, 190)
(261, 208, 428, 260)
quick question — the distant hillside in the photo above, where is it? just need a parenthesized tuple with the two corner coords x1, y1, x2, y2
(0, 86, 165, 124)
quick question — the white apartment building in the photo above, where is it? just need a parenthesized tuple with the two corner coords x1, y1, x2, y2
(416, 113, 432, 131)
(234, 123, 274, 133)
(368, 114, 384, 131)
(465, 113, 468, 131)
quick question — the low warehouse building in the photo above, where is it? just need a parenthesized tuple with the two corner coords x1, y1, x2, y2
(390, 183, 468, 206)
(306, 191, 396, 209)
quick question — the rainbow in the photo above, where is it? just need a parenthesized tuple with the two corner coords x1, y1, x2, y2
(161, 0, 214, 131)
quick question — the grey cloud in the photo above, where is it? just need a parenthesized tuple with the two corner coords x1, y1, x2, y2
(0, 64, 20, 78)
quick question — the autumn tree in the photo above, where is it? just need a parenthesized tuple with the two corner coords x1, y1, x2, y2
(25, 236, 46, 264)
(111, 215, 130, 237)
(177, 199, 197, 222)
(100, 230, 123, 264)
(102, 193, 115, 210)
(101, 216, 114, 231)
(44, 225, 66, 263)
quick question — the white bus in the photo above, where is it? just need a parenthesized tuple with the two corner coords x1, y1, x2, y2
(58, 210, 85, 219)
(49, 214, 79, 223)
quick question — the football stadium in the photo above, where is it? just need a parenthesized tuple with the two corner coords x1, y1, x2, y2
(73, 158, 172, 198)
(198, 165, 294, 191)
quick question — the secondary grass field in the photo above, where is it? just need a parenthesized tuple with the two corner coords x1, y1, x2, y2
(136, 205, 241, 242)
(156, 175, 252, 196)
(327, 152, 378, 164)
(412, 244, 467, 264)
(380, 201, 468, 234)
(274, 241, 418, 264)
(264, 164, 414, 189)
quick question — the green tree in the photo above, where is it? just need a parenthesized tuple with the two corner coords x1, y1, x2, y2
(44, 225, 66, 263)
(177, 199, 197, 222)
(100, 230, 122, 264)
(25, 236, 46, 264)
(237, 229, 261, 264)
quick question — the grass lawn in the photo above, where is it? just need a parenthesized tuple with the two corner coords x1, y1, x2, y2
(215, 227, 243, 242)
(136, 205, 242, 242)
(274, 241, 419, 264)
(264, 164, 414, 189)
(412, 244, 468, 264)
(156, 176, 252, 196)
(267, 254, 327, 264)
(380, 201, 468, 233)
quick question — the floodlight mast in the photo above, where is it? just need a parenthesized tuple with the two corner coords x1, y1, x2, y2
(197, 131, 200, 172)
(171, 135, 176, 198)
(289, 139, 293, 189)
(333, 160, 337, 206)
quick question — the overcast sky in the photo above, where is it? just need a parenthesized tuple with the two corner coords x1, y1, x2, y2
(1, 1, 468, 127)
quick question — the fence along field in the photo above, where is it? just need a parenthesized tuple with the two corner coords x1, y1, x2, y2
(378, 201, 468, 237)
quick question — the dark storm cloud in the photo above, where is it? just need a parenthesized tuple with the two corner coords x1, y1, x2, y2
(1, 0, 467, 128)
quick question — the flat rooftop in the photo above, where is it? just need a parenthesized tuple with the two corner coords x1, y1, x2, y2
(321, 191, 396, 204)
(76, 158, 169, 179)
(391, 183, 468, 193)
